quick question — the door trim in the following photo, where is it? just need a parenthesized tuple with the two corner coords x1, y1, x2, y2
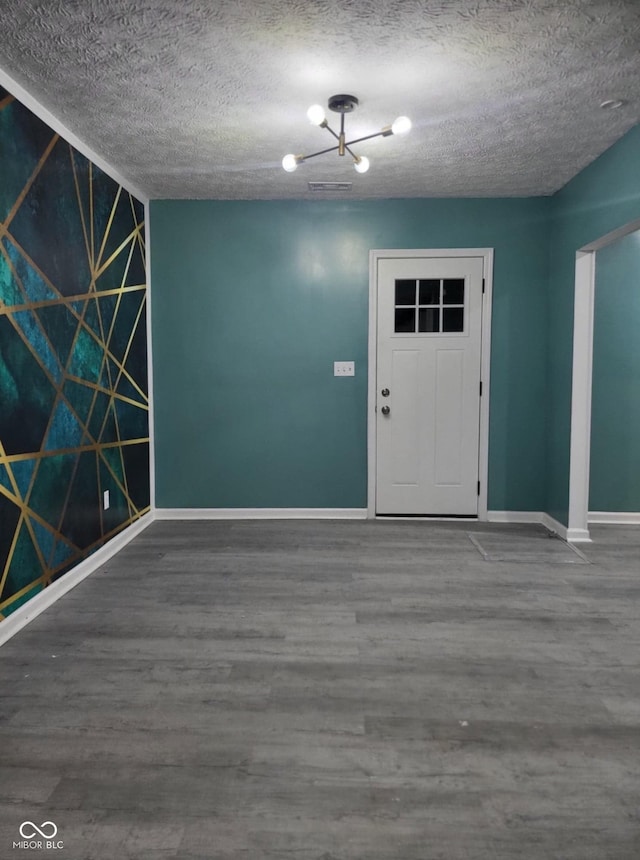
(367, 249, 494, 519)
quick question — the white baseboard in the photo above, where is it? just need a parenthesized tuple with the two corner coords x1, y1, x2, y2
(540, 513, 570, 541)
(0, 513, 154, 648)
(487, 510, 544, 525)
(487, 510, 573, 542)
(154, 508, 368, 520)
(589, 511, 640, 525)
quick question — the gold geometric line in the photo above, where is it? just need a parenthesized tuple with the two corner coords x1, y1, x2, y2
(1, 258, 148, 408)
(52, 508, 151, 577)
(0, 282, 146, 316)
(95, 226, 142, 280)
(28, 279, 95, 522)
(0, 439, 149, 544)
(0, 93, 15, 110)
(109, 387, 133, 517)
(0, 480, 83, 556)
(108, 290, 146, 396)
(119, 236, 136, 292)
(0, 438, 150, 463)
(0, 308, 146, 539)
(63, 374, 148, 409)
(128, 192, 139, 230)
(119, 437, 134, 521)
(0, 572, 50, 614)
(1, 286, 150, 405)
(0, 305, 101, 452)
(0, 228, 67, 304)
(0, 481, 27, 510)
(3, 432, 53, 581)
(0, 305, 105, 465)
(96, 448, 104, 539)
(94, 301, 123, 443)
(96, 445, 138, 519)
(0, 439, 25, 503)
(93, 247, 149, 407)
(96, 184, 122, 272)
(22, 506, 49, 582)
(70, 144, 93, 280)
(0, 512, 24, 598)
(110, 296, 148, 438)
(0, 482, 70, 537)
(0, 500, 152, 613)
(77, 305, 150, 404)
(90, 162, 95, 274)
(52, 449, 82, 540)
(2, 133, 59, 230)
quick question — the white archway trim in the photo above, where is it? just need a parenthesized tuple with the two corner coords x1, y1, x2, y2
(567, 252, 595, 542)
(568, 217, 640, 543)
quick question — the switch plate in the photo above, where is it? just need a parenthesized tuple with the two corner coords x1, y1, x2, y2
(334, 361, 355, 377)
(103, 490, 110, 510)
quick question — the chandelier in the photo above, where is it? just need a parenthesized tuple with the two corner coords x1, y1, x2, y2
(282, 94, 411, 175)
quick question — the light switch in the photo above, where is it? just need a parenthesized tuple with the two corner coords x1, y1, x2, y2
(334, 361, 355, 377)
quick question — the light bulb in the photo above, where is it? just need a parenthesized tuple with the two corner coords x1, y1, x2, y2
(391, 116, 411, 135)
(307, 104, 326, 126)
(354, 156, 370, 174)
(282, 154, 299, 172)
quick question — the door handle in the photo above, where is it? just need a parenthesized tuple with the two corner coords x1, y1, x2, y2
(381, 405, 390, 416)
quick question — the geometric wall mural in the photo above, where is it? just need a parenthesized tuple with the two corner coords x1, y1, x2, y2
(0, 84, 149, 619)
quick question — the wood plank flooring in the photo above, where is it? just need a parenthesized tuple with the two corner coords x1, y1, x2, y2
(1, 519, 639, 859)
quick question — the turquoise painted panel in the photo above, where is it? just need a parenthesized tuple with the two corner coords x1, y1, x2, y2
(590, 229, 640, 511)
(546, 123, 640, 525)
(151, 198, 550, 511)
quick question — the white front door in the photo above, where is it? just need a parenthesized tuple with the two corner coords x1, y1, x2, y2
(375, 255, 484, 515)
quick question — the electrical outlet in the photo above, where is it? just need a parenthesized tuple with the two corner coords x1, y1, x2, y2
(334, 361, 355, 377)
(103, 490, 110, 510)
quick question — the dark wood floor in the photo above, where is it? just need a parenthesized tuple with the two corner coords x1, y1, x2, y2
(1, 519, 640, 859)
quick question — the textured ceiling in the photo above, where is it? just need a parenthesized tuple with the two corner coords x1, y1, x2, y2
(1, 0, 639, 200)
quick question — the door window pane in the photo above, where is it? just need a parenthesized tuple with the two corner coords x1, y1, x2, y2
(419, 308, 440, 333)
(419, 279, 440, 305)
(395, 280, 416, 305)
(395, 307, 416, 333)
(443, 307, 464, 332)
(443, 279, 465, 304)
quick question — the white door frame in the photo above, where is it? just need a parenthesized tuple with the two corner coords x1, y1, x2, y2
(367, 249, 494, 519)
(568, 217, 640, 542)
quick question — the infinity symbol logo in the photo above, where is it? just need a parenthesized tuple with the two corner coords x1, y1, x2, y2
(19, 821, 58, 839)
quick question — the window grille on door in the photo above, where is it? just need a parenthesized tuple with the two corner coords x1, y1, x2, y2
(394, 278, 465, 334)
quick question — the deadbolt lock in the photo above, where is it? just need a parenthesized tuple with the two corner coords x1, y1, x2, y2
(381, 405, 391, 415)
(381, 388, 390, 397)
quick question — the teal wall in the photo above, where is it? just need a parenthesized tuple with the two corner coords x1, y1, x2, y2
(150, 198, 550, 510)
(546, 124, 640, 524)
(590, 229, 640, 511)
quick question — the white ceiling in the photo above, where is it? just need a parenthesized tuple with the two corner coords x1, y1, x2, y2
(1, 0, 639, 200)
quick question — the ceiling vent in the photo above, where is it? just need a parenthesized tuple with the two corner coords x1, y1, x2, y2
(308, 181, 352, 192)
